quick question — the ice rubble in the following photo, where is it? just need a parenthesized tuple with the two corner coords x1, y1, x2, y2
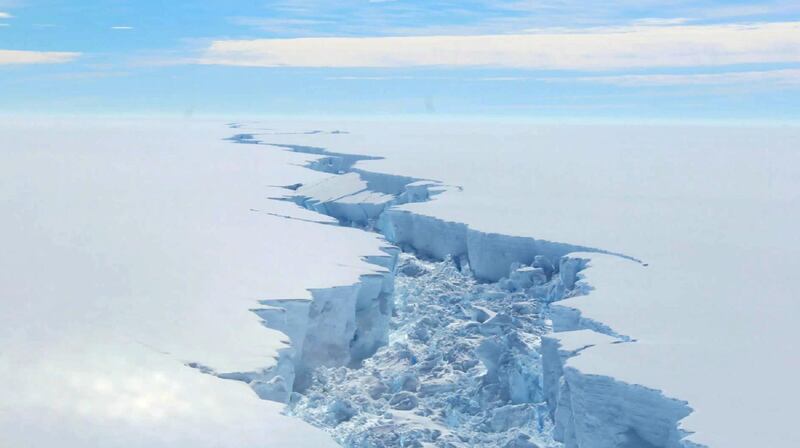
(289, 255, 573, 447)
(226, 126, 701, 448)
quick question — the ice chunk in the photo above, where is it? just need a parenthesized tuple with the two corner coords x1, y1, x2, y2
(389, 391, 419, 410)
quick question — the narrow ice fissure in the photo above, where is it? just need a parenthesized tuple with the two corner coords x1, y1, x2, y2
(219, 125, 700, 448)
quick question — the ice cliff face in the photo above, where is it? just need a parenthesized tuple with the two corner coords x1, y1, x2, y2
(540, 327, 696, 448)
(223, 126, 702, 447)
(242, 247, 399, 401)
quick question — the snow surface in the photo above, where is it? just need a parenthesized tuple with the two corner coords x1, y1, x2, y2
(237, 119, 800, 447)
(0, 118, 396, 447)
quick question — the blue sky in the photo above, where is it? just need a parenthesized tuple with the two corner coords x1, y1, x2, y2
(1, 0, 799, 121)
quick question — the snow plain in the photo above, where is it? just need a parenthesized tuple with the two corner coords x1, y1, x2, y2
(2, 117, 798, 447)
(240, 119, 800, 447)
(0, 118, 393, 447)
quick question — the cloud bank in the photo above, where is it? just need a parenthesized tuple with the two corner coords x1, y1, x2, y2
(0, 50, 80, 65)
(199, 21, 800, 70)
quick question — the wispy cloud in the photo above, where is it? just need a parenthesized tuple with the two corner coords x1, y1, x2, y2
(326, 69, 800, 87)
(686, 1, 800, 20)
(572, 69, 800, 86)
(111, 26, 134, 30)
(326, 75, 419, 81)
(229, 17, 331, 36)
(630, 17, 691, 26)
(43, 70, 130, 81)
(199, 22, 800, 70)
(242, 1, 800, 37)
(0, 49, 80, 65)
(0, 12, 11, 19)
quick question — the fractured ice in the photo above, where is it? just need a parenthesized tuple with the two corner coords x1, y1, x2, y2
(222, 125, 701, 448)
(288, 254, 577, 447)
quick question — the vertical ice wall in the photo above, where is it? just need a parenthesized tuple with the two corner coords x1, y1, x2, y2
(245, 248, 399, 399)
(541, 258, 700, 448)
(541, 329, 695, 448)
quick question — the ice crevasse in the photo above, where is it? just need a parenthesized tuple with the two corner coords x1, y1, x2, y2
(221, 128, 704, 448)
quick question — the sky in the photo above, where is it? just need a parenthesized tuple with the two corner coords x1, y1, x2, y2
(1, 0, 799, 121)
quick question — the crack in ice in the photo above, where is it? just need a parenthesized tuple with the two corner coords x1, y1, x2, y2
(217, 122, 700, 448)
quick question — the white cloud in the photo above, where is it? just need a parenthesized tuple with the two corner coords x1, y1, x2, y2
(572, 69, 800, 86)
(0, 12, 12, 19)
(199, 21, 800, 70)
(111, 26, 134, 30)
(0, 49, 80, 65)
